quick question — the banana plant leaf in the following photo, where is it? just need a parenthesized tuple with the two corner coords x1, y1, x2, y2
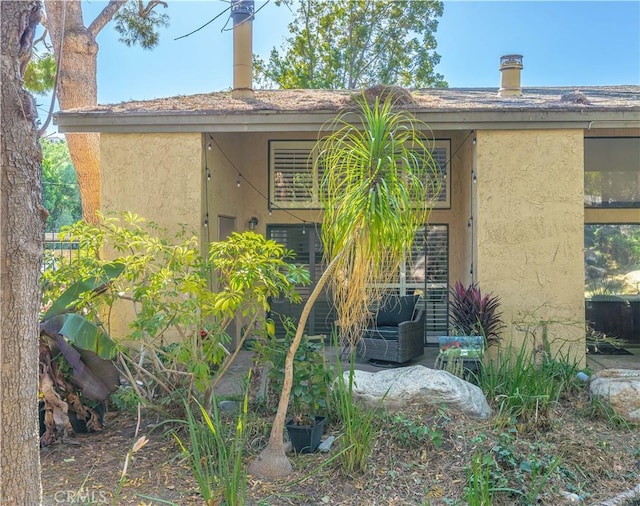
(44, 262, 125, 320)
(78, 348, 120, 393)
(40, 313, 118, 360)
(54, 334, 114, 402)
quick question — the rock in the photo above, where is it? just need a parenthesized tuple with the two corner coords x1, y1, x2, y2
(218, 400, 241, 412)
(560, 490, 582, 502)
(623, 270, 640, 292)
(317, 435, 336, 453)
(595, 483, 640, 505)
(345, 365, 491, 420)
(560, 90, 591, 105)
(590, 369, 640, 423)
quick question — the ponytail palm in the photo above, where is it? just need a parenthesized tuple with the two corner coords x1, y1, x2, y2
(321, 94, 441, 342)
(249, 92, 441, 478)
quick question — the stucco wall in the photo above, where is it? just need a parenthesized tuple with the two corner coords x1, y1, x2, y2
(100, 133, 203, 339)
(475, 129, 585, 364)
(101, 133, 202, 235)
(440, 131, 474, 288)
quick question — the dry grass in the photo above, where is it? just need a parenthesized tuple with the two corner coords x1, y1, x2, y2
(40, 385, 639, 505)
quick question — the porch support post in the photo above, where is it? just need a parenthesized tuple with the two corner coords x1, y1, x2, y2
(474, 129, 585, 365)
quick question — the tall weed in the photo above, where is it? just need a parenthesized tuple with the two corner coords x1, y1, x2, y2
(331, 347, 381, 475)
(173, 378, 250, 506)
(463, 451, 495, 506)
(479, 344, 582, 431)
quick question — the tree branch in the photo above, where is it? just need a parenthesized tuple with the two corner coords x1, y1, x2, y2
(87, 0, 126, 38)
(140, 0, 168, 18)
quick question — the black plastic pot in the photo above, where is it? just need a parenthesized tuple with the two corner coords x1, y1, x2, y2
(286, 416, 326, 454)
(39, 401, 105, 436)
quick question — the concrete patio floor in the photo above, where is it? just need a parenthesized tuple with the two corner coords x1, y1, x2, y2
(214, 343, 640, 397)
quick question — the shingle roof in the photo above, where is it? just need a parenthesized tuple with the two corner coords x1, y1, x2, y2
(65, 86, 640, 115)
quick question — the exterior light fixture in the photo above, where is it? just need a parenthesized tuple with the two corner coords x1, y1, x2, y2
(248, 216, 259, 230)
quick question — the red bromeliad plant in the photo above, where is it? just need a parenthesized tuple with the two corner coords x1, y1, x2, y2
(449, 281, 504, 345)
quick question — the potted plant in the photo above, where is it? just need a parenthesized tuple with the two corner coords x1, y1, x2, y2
(436, 282, 504, 381)
(257, 316, 331, 453)
(449, 281, 504, 345)
(285, 338, 330, 453)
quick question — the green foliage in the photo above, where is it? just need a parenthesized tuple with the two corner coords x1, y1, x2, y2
(44, 212, 308, 410)
(584, 395, 635, 429)
(40, 264, 124, 362)
(24, 51, 56, 94)
(39, 266, 124, 445)
(461, 431, 563, 505)
(490, 431, 562, 504)
(388, 410, 448, 450)
(113, 0, 169, 49)
(463, 452, 494, 506)
(256, 315, 331, 420)
(209, 233, 309, 319)
(255, 0, 447, 89)
(330, 350, 381, 475)
(319, 92, 441, 342)
(41, 138, 82, 232)
(479, 345, 582, 432)
(43, 262, 125, 321)
(110, 385, 143, 414)
(173, 387, 250, 506)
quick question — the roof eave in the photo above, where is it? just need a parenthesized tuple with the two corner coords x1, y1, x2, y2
(53, 109, 640, 134)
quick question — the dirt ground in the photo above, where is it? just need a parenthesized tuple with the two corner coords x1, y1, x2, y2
(40, 383, 640, 506)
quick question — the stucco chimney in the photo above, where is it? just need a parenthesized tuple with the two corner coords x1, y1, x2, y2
(498, 54, 523, 97)
(231, 0, 254, 100)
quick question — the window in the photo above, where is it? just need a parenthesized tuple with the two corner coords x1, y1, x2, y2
(585, 224, 640, 297)
(269, 140, 451, 209)
(406, 225, 450, 344)
(584, 224, 640, 343)
(584, 137, 640, 208)
(269, 141, 323, 209)
(267, 223, 449, 344)
(267, 224, 335, 338)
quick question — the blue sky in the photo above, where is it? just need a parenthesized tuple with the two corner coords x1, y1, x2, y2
(66, 1, 640, 105)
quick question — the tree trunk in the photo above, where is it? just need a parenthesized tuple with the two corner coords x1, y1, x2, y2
(248, 249, 344, 479)
(44, 0, 104, 223)
(0, 1, 46, 503)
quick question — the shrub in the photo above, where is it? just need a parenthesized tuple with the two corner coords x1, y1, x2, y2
(44, 212, 309, 413)
(449, 281, 504, 345)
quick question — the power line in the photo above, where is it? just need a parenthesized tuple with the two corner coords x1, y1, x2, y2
(174, 5, 231, 41)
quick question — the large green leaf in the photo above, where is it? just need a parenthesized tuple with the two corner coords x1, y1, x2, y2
(59, 314, 118, 360)
(41, 313, 117, 360)
(43, 262, 125, 319)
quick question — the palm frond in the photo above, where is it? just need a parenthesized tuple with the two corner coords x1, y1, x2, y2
(317, 91, 441, 343)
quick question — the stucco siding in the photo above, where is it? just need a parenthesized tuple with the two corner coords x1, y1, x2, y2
(475, 129, 585, 363)
(101, 133, 202, 235)
(100, 133, 202, 340)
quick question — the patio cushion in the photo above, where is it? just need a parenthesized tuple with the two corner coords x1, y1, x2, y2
(376, 295, 418, 327)
(363, 326, 400, 341)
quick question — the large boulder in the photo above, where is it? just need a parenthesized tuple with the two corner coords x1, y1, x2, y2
(590, 369, 640, 423)
(345, 365, 491, 420)
(622, 270, 640, 293)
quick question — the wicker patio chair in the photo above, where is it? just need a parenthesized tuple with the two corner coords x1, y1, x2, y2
(358, 294, 425, 364)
